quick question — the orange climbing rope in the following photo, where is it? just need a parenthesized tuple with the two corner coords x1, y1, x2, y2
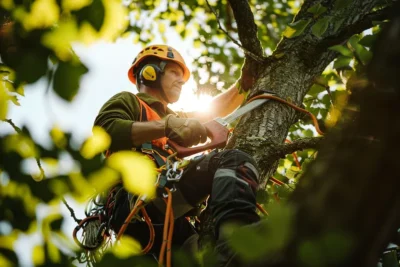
(256, 203, 269, 216)
(285, 139, 302, 169)
(115, 93, 324, 265)
(246, 94, 324, 135)
(158, 187, 174, 267)
(117, 199, 144, 240)
(141, 207, 155, 254)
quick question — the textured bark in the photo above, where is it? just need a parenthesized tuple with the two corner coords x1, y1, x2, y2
(199, 1, 399, 264)
(226, 0, 398, 188)
(271, 137, 323, 161)
(228, 0, 266, 92)
(267, 13, 400, 266)
(227, 0, 263, 58)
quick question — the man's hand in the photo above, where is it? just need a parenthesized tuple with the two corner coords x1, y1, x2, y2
(165, 115, 207, 147)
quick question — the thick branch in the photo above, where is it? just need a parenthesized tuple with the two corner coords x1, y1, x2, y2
(257, 137, 323, 167)
(205, 0, 264, 63)
(227, 0, 263, 58)
(276, 137, 323, 157)
(320, 6, 394, 48)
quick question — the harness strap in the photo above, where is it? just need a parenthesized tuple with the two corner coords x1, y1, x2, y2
(133, 95, 173, 167)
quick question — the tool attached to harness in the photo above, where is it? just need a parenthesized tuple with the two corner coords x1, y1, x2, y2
(166, 161, 183, 182)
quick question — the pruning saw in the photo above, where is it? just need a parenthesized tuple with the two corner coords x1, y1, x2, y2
(167, 92, 274, 158)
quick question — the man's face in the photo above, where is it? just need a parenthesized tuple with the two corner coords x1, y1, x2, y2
(160, 62, 185, 103)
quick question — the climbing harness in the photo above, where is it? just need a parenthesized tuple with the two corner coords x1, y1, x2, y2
(71, 92, 324, 267)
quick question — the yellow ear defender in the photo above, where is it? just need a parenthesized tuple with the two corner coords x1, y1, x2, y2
(139, 63, 163, 88)
(142, 65, 157, 81)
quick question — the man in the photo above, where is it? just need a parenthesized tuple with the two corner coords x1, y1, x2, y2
(94, 44, 261, 265)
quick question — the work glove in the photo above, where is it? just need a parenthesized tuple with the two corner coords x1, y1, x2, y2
(164, 115, 207, 147)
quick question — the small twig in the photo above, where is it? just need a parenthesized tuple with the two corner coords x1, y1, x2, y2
(313, 77, 334, 107)
(3, 119, 22, 133)
(62, 197, 81, 224)
(304, 97, 317, 103)
(3, 119, 45, 178)
(205, 0, 265, 63)
(325, 85, 334, 108)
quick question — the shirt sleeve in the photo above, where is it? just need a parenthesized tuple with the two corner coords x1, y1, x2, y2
(94, 91, 140, 152)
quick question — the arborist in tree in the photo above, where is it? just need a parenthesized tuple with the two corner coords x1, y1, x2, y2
(90, 44, 262, 265)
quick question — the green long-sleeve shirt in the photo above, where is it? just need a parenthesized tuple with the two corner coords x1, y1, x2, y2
(94, 91, 175, 152)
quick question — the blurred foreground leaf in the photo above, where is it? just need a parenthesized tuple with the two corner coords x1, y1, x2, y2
(107, 151, 157, 198)
(80, 126, 111, 159)
(53, 60, 88, 101)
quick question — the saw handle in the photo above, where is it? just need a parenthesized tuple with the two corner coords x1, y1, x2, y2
(167, 120, 229, 158)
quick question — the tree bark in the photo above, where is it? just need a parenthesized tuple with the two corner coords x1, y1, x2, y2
(267, 11, 400, 266)
(226, 0, 398, 188)
(199, 1, 400, 264)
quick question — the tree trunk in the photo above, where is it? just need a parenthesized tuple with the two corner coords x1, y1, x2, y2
(227, 0, 396, 187)
(219, 0, 400, 266)
(270, 12, 400, 266)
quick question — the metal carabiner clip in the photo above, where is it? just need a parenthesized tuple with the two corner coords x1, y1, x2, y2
(166, 168, 183, 182)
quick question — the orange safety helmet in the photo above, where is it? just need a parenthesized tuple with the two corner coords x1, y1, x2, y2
(128, 44, 190, 85)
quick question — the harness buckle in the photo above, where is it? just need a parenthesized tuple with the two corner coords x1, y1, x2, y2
(141, 147, 154, 154)
(141, 143, 154, 154)
(166, 166, 183, 182)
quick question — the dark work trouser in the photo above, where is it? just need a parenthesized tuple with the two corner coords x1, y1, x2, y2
(112, 149, 260, 265)
(180, 149, 261, 266)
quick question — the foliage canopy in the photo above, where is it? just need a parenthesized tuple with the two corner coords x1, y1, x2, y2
(0, 0, 398, 266)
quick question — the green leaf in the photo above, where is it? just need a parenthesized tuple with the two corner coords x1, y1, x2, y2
(256, 189, 269, 205)
(1, 196, 34, 231)
(228, 203, 294, 260)
(298, 240, 325, 267)
(308, 84, 326, 96)
(53, 61, 88, 101)
(307, 3, 327, 17)
(359, 34, 377, 48)
(9, 95, 20, 106)
(333, 56, 352, 69)
(73, 0, 105, 31)
(15, 51, 49, 84)
(348, 35, 373, 65)
(283, 19, 312, 38)
(49, 217, 64, 231)
(265, 203, 293, 249)
(332, 18, 345, 34)
(228, 225, 268, 261)
(0, 248, 19, 266)
(311, 16, 332, 38)
(303, 129, 314, 137)
(334, 0, 352, 10)
(329, 45, 353, 57)
(321, 231, 353, 263)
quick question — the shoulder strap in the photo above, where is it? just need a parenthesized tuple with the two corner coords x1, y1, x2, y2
(133, 95, 171, 167)
(134, 94, 147, 122)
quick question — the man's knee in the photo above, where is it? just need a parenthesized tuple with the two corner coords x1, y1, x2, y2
(210, 149, 260, 189)
(209, 150, 261, 237)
